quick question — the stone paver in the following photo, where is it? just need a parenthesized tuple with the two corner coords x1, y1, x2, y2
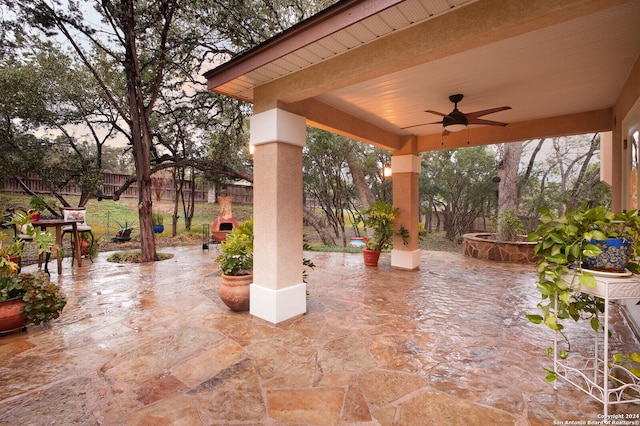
(0, 247, 639, 425)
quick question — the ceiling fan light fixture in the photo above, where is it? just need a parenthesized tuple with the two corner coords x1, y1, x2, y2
(444, 123, 467, 132)
(442, 112, 468, 132)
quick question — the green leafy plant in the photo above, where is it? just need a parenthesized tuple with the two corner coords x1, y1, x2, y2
(303, 234, 316, 284)
(361, 201, 398, 251)
(216, 218, 254, 276)
(115, 220, 134, 234)
(152, 211, 164, 226)
(526, 203, 640, 367)
(17, 271, 67, 325)
(12, 211, 56, 255)
(609, 352, 640, 394)
(29, 195, 48, 214)
(397, 225, 410, 246)
(611, 352, 640, 378)
(493, 208, 525, 242)
(0, 216, 66, 326)
(107, 250, 173, 263)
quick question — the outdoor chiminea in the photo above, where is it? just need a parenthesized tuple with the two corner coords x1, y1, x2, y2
(211, 195, 238, 243)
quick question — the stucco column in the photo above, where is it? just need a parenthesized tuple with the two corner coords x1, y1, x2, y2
(391, 154, 421, 270)
(250, 108, 306, 323)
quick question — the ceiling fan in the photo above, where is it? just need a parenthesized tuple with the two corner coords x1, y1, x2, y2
(402, 94, 511, 134)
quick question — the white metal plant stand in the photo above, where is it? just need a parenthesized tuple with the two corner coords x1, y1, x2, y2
(554, 272, 640, 416)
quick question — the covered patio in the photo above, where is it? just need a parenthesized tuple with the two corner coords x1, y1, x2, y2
(204, 0, 640, 324)
(0, 248, 639, 424)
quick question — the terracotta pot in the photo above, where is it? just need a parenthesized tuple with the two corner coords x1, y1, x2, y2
(0, 297, 27, 334)
(80, 238, 91, 256)
(219, 274, 252, 311)
(362, 249, 381, 266)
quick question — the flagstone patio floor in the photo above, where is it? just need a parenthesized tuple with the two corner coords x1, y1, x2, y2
(1, 247, 639, 425)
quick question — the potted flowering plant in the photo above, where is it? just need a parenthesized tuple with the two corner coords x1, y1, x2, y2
(360, 201, 398, 266)
(215, 218, 253, 311)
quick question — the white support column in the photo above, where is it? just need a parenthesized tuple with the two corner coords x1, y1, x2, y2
(391, 154, 421, 270)
(250, 108, 307, 324)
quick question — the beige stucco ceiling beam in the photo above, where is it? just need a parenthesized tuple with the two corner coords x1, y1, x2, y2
(416, 108, 612, 151)
(284, 99, 402, 151)
(252, 0, 626, 110)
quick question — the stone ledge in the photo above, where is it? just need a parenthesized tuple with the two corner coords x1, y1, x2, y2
(462, 233, 538, 263)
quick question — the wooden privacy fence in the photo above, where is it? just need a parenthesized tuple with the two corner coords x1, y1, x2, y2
(2, 173, 207, 202)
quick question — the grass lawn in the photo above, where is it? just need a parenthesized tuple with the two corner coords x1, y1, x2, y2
(0, 194, 462, 255)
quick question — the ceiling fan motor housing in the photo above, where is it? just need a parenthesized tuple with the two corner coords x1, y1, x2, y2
(443, 110, 468, 127)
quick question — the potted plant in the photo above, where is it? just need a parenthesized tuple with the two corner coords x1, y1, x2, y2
(152, 211, 164, 234)
(360, 201, 398, 266)
(27, 195, 48, 222)
(0, 229, 66, 334)
(215, 217, 253, 311)
(114, 220, 134, 242)
(526, 203, 640, 370)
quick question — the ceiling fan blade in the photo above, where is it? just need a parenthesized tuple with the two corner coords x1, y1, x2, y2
(465, 106, 511, 119)
(400, 120, 443, 130)
(467, 118, 509, 126)
(424, 110, 448, 117)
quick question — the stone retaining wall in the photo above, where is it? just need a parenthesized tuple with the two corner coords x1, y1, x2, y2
(462, 233, 538, 263)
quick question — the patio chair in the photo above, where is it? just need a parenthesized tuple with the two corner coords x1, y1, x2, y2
(61, 207, 94, 265)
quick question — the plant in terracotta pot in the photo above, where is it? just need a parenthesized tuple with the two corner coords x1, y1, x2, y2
(27, 195, 49, 222)
(12, 210, 57, 258)
(0, 234, 66, 334)
(526, 203, 640, 377)
(215, 217, 253, 311)
(360, 201, 398, 266)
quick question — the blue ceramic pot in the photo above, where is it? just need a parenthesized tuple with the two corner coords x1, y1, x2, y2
(350, 237, 366, 248)
(153, 225, 165, 234)
(585, 237, 631, 272)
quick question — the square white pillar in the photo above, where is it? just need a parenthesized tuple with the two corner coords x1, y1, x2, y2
(250, 108, 307, 324)
(391, 154, 422, 270)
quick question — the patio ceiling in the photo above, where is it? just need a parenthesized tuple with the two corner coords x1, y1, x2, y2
(205, 0, 640, 152)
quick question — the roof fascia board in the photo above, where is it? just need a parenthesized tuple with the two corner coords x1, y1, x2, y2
(204, 0, 404, 90)
(416, 109, 612, 151)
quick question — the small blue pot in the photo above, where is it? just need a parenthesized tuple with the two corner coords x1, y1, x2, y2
(153, 225, 165, 234)
(350, 237, 366, 248)
(585, 237, 631, 272)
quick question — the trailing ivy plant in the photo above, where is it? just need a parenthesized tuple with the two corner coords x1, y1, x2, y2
(526, 203, 640, 380)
